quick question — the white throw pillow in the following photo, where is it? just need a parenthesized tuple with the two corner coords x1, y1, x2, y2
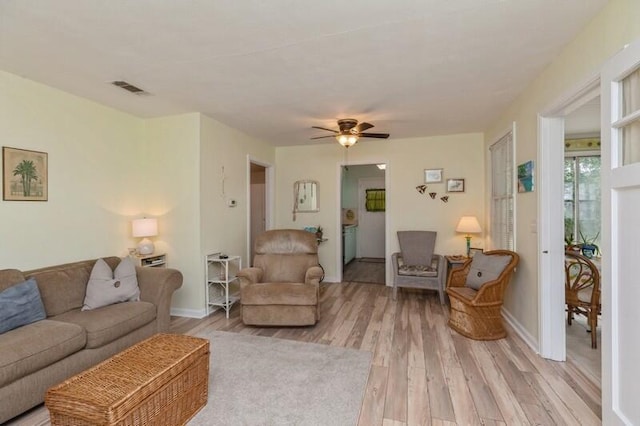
(82, 257, 140, 311)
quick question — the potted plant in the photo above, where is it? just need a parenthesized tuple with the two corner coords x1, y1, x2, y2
(564, 233, 581, 253)
(578, 231, 600, 258)
(315, 226, 323, 240)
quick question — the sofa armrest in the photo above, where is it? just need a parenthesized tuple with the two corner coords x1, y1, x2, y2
(136, 267, 182, 333)
(237, 267, 263, 289)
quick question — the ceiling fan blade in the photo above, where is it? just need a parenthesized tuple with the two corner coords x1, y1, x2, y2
(311, 126, 338, 133)
(355, 122, 374, 132)
(310, 135, 337, 140)
(360, 132, 390, 139)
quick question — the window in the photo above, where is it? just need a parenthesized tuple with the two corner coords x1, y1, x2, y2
(564, 149, 601, 248)
(490, 132, 514, 250)
(365, 188, 385, 211)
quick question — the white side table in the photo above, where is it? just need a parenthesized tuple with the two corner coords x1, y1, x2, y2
(205, 254, 241, 318)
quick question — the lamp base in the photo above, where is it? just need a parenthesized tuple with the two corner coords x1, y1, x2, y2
(137, 238, 155, 255)
(465, 236, 472, 258)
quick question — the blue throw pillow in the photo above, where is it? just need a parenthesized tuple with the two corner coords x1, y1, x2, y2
(0, 278, 46, 334)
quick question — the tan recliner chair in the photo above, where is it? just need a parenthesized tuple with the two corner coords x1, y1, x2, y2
(237, 229, 323, 326)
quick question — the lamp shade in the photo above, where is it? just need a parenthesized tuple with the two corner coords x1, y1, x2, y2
(132, 218, 158, 238)
(456, 216, 482, 234)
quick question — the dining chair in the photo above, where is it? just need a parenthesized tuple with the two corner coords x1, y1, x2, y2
(565, 251, 601, 349)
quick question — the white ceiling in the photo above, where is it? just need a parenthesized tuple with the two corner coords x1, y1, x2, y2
(0, 0, 608, 146)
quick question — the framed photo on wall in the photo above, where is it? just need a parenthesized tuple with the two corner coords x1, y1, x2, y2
(3, 147, 48, 201)
(424, 168, 443, 183)
(446, 178, 465, 192)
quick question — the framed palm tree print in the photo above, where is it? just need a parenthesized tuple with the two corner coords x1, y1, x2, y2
(3, 147, 48, 201)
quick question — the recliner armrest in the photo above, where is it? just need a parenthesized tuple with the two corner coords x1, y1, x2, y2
(237, 267, 263, 288)
(305, 266, 323, 285)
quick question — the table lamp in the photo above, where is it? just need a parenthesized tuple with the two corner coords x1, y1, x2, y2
(456, 216, 482, 258)
(132, 218, 158, 255)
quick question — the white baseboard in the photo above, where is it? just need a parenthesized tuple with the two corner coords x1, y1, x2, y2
(170, 307, 208, 319)
(502, 307, 539, 353)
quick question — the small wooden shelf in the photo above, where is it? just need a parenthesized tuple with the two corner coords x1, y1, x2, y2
(132, 253, 166, 268)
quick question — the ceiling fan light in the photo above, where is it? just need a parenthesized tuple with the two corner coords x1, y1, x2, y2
(337, 134, 358, 148)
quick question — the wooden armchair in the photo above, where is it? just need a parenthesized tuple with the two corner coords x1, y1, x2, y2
(565, 251, 601, 349)
(446, 250, 519, 340)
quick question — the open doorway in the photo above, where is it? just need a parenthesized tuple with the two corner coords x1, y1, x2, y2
(563, 97, 602, 383)
(538, 77, 600, 368)
(248, 160, 272, 266)
(340, 164, 386, 285)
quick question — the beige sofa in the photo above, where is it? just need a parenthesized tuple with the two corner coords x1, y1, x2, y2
(0, 256, 182, 423)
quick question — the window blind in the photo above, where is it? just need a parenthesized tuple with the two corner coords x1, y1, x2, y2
(490, 132, 514, 250)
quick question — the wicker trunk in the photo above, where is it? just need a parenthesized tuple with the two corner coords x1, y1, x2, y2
(45, 334, 209, 426)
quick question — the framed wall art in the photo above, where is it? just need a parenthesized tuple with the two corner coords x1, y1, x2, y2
(446, 178, 465, 192)
(424, 168, 443, 183)
(517, 160, 535, 193)
(3, 147, 48, 201)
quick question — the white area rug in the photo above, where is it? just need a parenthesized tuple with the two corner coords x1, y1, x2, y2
(188, 330, 372, 426)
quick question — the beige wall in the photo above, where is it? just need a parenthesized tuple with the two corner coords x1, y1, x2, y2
(275, 133, 485, 282)
(198, 114, 275, 314)
(0, 70, 146, 270)
(143, 113, 202, 313)
(484, 0, 640, 340)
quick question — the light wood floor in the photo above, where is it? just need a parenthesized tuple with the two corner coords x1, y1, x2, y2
(343, 257, 386, 285)
(10, 281, 601, 426)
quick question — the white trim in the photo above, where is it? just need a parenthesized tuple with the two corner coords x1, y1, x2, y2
(170, 307, 208, 319)
(503, 307, 539, 353)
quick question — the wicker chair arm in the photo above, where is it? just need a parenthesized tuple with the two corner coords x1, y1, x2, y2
(447, 260, 472, 288)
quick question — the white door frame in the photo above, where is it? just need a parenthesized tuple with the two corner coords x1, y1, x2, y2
(246, 155, 274, 264)
(538, 76, 599, 361)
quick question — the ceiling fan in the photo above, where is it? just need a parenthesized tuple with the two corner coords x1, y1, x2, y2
(311, 118, 390, 148)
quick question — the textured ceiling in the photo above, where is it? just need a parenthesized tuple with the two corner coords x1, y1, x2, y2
(0, 0, 608, 146)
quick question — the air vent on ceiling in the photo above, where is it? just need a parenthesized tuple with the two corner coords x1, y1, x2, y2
(110, 80, 150, 96)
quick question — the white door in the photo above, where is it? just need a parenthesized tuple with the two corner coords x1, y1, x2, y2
(357, 177, 385, 258)
(601, 39, 640, 425)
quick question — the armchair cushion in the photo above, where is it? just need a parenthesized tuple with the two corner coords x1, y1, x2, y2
(397, 255, 438, 277)
(466, 252, 512, 290)
(397, 231, 436, 266)
(242, 282, 317, 306)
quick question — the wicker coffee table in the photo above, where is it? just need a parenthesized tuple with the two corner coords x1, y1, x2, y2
(45, 333, 209, 426)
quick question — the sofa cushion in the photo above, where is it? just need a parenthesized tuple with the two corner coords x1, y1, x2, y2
(397, 255, 439, 277)
(26, 262, 93, 316)
(242, 282, 317, 306)
(0, 278, 47, 334)
(82, 257, 139, 311)
(51, 301, 156, 349)
(0, 319, 86, 387)
(466, 253, 512, 290)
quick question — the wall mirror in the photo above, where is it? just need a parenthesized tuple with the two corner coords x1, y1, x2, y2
(294, 180, 319, 213)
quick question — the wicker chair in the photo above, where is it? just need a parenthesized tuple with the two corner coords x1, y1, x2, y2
(446, 250, 519, 340)
(565, 251, 601, 349)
